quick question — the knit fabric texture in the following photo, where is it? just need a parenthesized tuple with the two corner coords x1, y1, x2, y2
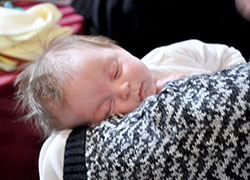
(64, 63, 250, 180)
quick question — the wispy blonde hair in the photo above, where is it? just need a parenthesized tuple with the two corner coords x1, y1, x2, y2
(15, 35, 117, 138)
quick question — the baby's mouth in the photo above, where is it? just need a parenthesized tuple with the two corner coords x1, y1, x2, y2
(139, 82, 145, 102)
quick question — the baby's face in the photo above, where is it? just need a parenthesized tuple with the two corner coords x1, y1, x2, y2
(52, 46, 156, 128)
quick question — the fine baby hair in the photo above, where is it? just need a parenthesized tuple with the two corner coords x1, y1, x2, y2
(15, 35, 117, 138)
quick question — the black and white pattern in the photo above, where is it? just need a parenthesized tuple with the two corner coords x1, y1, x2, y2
(64, 63, 250, 180)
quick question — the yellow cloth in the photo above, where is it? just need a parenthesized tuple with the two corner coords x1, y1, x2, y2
(0, 3, 73, 61)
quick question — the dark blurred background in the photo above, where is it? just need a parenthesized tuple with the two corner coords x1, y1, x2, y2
(72, 0, 250, 61)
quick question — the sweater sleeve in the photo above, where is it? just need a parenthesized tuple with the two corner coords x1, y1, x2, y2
(141, 39, 246, 76)
(39, 130, 72, 180)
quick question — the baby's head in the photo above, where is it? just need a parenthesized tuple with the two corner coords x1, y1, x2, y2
(15, 35, 156, 137)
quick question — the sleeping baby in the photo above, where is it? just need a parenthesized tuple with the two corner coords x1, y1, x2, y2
(15, 35, 246, 138)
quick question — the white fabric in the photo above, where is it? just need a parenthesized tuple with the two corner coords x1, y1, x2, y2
(39, 129, 72, 180)
(38, 39, 246, 180)
(142, 39, 246, 79)
(0, 3, 72, 60)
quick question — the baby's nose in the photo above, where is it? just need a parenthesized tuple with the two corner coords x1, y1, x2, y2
(116, 81, 129, 100)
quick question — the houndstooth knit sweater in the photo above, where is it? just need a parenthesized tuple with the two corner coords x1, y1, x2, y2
(64, 63, 250, 180)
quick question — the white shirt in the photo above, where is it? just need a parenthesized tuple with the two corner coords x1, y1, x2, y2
(39, 129, 72, 180)
(142, 39, 245, 79)
(39, 39, 246, 180)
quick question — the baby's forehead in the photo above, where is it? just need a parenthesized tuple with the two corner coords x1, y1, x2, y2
(46, 43, 118, 76)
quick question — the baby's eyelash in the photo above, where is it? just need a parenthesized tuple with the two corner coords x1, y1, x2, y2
(114, 61, 120, 80)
